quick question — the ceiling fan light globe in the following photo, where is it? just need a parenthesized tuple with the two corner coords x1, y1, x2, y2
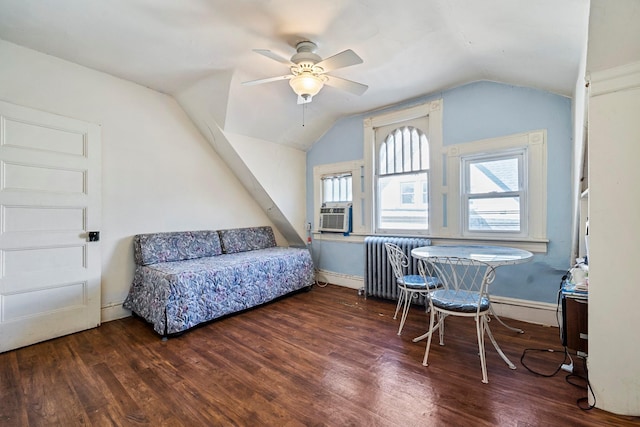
(289, 74, 324, 98)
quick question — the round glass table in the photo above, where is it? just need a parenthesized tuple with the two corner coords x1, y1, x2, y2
(411, 245, 533, 266)
(410, 244, 534, 370)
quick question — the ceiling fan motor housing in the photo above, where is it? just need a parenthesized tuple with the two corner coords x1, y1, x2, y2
(291, 41, 322, 66)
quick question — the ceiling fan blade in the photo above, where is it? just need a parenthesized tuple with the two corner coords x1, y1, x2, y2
(242, 75, 293, 86)
(324, 75, 368, 96)
(253, 49, 294, 66)
(316, 49, 363, 72)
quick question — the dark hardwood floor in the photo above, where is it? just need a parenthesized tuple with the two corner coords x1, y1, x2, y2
(1, 284, 638, 426)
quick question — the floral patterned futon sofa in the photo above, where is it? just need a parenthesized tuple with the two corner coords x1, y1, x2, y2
(123, 226, 314, 336)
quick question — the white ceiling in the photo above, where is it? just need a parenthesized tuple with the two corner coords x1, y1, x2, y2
(0, 0, 589, 150)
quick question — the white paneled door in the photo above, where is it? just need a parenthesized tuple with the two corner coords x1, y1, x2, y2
(0, 101, 101, 353)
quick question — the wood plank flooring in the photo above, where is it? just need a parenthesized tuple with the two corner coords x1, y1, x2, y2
(1, 284, 638, 426)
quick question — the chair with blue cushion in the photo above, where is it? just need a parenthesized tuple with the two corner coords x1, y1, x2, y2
(417, 256, 516, 383)
(384, 243, 441, 335)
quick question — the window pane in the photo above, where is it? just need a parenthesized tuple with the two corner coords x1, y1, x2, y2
(322, 174, 352, 203)
(400, 182, 414, 204)
(323, 179, 332, 202)
(379, 143, 387, 175)
(378, 172, 428, 230)
(468, 196, 520, 231)
(412, 132, 421, 171)
(422, 180, 428, 204)
(469, 157, 519, 193)
(403, 130, 412, 172)
(394, 131, 403, 173)
(340, 176, 347, 200)
(387, 137, 395, 174)
(420, 134, 429, 169)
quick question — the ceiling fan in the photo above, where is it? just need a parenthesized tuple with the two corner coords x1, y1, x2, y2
(242, 41, 368, 104)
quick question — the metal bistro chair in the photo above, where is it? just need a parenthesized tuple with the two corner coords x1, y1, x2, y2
(417, 256, 517, 383)
(384, 243, 441, 335)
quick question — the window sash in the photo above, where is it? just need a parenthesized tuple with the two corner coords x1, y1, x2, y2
(461, 150, 527, 235)
(375, 123, 430, 233)
(377, 171, 429, 231)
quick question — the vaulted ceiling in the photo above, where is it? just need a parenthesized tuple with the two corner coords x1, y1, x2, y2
(0, 0, 589, 150)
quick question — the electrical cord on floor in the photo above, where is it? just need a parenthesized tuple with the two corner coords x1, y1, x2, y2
(556, 271, 570, 343)
(520, 269, 595, 410)
(307, 234, 329, 288)
(565, 356, 596, 410)
(520, 273, 570, 376)
(314, 274, 329, 287)
(520, 347, 570, 377)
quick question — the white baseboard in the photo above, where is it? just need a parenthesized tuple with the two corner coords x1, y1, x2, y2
(315, 270, 363, 290)
(316, 270, 559, 327)
(489, 296, 559, 327)
(101, 301, 131, 323)
(102, 275, 560, 328)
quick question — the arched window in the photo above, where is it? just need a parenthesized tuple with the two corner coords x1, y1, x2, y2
(379, 126, 429, 175)
(376, 125, 430, 231)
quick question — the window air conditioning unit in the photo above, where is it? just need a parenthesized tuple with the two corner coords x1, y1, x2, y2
(319, 203, 352, 233)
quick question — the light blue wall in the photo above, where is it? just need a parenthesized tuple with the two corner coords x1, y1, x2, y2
(306, 81, 573, 303)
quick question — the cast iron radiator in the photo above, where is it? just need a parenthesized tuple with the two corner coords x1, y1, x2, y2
(364, 236, 432, 301)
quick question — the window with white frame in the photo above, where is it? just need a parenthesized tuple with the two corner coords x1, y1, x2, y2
(313, 160, 364, 234)
(364, 100, 443, 236)
(462, 150, 526, 235)
(322, 173, 352, 204)
(444, 130, 547, 245)
(364, 101, 546, 249)
(377, 126, 430, 230)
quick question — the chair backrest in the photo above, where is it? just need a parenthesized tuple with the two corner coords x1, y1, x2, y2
(418, 256, 495, 296)
(384, 243, 410, 280)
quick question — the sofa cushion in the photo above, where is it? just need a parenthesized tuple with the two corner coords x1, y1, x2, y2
(134, 230, 222, 266)
(218, 226, 276, 254)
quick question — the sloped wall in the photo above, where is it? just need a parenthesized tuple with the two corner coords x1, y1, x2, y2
(175, 75, 307, 247)
(0, 39, 277, 320)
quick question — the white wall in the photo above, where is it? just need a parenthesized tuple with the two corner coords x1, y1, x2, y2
(0, 40, 276, 321)
(570, 11, 589, 262)
(585, 0, 640, 415)
(227, 132, 307, 240)
(174, 75, 307, 247)
(587, 64, 640, 416)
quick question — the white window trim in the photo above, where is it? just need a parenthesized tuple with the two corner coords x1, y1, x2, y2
(362, 103, 547, 251)
(445, 130, 547, 242)
(363, 100, 444, 235)
(461, 149, 528, 238)
(313, 160, 365, 234)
